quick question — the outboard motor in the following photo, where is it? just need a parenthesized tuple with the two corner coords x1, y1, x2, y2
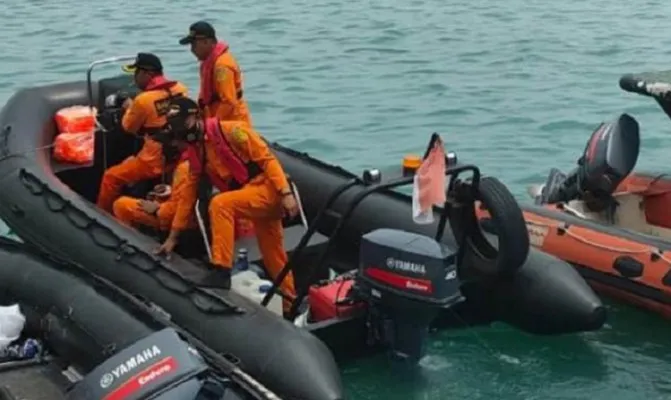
(351, 228, 464, 364)
(540, 113, 641, 211)
(66, 328, 232, 400)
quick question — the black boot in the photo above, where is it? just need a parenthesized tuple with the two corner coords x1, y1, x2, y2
(195, 265, 232, 290)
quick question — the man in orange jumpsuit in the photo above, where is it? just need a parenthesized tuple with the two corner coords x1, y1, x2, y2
(178, 21, 253, 126)
(112, 160, 196, 234)
(154, 96, 298, 312)
(96, 53, 188, 213)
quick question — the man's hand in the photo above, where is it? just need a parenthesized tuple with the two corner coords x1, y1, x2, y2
(138, 199, 159, 215)
(281, 193, 299, 219)
(154, 236, 178, 260)
(121, 98, 133, 110)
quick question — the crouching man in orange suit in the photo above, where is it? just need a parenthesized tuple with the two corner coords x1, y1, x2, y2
(153, 96, 298, 313)
(112, 160, 197, 233)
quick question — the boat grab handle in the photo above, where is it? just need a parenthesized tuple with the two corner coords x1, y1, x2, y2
(290, 180, 308, 230)
(195, 200, 212, 260)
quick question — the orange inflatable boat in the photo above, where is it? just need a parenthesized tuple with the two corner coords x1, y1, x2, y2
(477, 72, 671, 318)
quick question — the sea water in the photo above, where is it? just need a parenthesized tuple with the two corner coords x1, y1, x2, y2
(3, 0, 671, 398)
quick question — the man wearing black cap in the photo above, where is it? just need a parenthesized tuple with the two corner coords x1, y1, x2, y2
(96, 52, 189, 214)
(179, 21, 253, 127)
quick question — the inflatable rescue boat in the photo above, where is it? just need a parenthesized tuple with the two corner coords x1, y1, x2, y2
(490, 71, 671, 319)
(0, 56, 604, 383)
(0, 237, 280, 400)
(0, 58, 343, 400)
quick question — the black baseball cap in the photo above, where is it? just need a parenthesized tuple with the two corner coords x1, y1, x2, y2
(122, 52, 163, 73)
(179, 21, 216, 45)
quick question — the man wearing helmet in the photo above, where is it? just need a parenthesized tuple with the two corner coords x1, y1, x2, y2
(155, 96, 298, 312)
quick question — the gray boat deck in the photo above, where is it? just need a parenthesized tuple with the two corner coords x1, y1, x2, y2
(0, 360, 70, 400)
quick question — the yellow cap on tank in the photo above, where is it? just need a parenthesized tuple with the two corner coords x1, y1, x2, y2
(402, 154, 422, 174)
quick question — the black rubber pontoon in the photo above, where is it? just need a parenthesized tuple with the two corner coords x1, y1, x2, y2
(0, 237, 280, 400)
(269, 144, 606, 334)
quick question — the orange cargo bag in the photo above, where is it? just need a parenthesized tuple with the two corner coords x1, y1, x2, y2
(54, 106, 97, 134)
(52, 106, 97, 164)
(53, 132, 94, 164)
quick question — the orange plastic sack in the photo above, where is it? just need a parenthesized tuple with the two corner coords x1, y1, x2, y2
(53, 132, 94, 164)
(54, 106, 97, 134)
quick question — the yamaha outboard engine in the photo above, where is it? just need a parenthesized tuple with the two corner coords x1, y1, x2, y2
(67, 328, 241, 400)
(351, 228, 464, 364)
(540, 113, 641, 211)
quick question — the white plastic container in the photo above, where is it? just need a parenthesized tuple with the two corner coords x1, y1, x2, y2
(231, 270, 283, 316)
(0, 304, 25, 350)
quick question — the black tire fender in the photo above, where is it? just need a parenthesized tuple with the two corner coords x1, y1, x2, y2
(448, 176, 530, 277)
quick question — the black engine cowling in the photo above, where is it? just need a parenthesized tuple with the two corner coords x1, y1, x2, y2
(540, 113, 641, 209)
(96, 75, 137, 133)
(351, 228, 464, 363)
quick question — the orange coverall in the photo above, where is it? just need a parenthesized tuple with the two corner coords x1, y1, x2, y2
(96, 81, 188, 213)
(202, 52, 253, 126)
(200, 51, 256, 233)
(112, 160, 197, 231)
(176, 120, 295, 308)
